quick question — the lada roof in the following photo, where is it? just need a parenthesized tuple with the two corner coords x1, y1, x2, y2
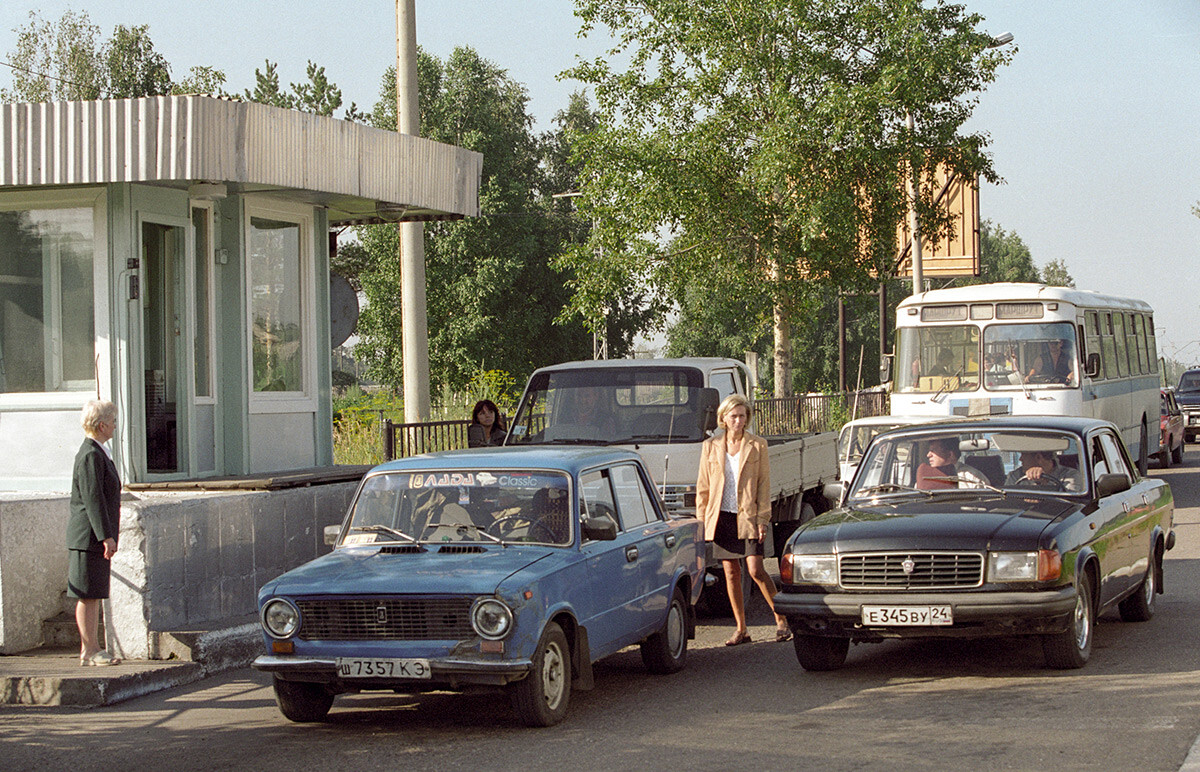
(369, 445, 642, 476)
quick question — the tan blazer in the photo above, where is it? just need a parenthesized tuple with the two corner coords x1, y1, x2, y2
(695, 431, 771, 541)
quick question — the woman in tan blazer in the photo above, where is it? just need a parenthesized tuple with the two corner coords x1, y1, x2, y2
(696, 394, 791, 645)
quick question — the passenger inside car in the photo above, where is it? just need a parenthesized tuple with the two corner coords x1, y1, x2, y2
(915, 437, 989, 490)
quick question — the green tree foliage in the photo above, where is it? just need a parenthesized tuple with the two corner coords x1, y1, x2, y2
(562, 0, 1012, 394)
(243, 59, 359, 119)
(353, 49, 599, 393)
(105, 24, 171, 97)
(172, 65, 228, 97)
(970, 219, 1040, 284)
(1040, 257, 1075, 288)
(2, 10, 225, 102)
(1, 10, 105, 101)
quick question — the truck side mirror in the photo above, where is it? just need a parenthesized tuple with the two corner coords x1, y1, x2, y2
(1085, 352, 1101, 378)
(699, 387, 720, 432)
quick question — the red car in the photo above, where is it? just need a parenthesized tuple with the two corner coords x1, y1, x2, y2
(1159, 389, 1185, 467)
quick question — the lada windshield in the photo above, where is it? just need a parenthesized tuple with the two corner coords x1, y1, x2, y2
(849, 428, 1086, 500)
(342, 470, 573, 546)
(508, 366, 706, 444)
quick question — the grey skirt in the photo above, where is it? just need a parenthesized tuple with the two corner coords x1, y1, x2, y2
(710, 510, 764, 560)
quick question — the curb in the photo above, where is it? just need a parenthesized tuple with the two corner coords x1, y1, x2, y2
(0, 624, 261, 707)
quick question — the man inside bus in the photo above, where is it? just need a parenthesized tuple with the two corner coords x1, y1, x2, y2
(1004, 450, 1083, 492)
(916, 437, 989, 490)
(1026, 339, 1075, 385)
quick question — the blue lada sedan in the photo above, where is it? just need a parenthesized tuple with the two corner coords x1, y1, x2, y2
(775, 416, 1174, 671)
(253, 446, 702, 726)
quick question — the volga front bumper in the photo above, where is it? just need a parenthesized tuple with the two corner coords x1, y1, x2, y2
(773, 585, 1078, 640)
(253, 654, 533, 688)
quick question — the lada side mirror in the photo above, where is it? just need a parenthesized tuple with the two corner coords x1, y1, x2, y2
(324, 524, 343, 546)
(1096, 473, 1131, 498)
(699, 387, 720, 432)
(582, 517, 618, 541)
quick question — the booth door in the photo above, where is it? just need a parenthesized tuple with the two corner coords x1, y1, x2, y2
(139, 209, 219, 477)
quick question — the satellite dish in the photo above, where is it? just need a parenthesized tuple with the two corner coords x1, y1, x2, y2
(329, 273, 360, 348)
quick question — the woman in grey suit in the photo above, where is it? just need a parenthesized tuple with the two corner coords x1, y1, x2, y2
(68, 400, 122, 666)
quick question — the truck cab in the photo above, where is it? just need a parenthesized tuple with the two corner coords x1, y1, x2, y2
(505, 358, 750, 509)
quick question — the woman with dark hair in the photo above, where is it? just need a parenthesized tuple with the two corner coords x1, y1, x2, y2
(468, 399, 507, 447)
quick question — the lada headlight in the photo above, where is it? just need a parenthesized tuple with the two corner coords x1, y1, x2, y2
(783, 554, 838, 586)
(988, 550, 1061, 581)
(471, 598, 514, 640)
(262, 598, 300, 638)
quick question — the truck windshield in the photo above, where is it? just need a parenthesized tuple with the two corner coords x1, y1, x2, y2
(507, 367, 706, 445)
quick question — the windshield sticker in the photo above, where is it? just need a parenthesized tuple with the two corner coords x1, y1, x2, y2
(409, 472, 476, 489)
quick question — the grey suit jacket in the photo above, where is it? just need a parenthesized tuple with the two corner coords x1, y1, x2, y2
(67, 438, 121, 552)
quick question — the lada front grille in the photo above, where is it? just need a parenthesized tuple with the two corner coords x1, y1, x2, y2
(839, 552, 984, 589)
(296, 597, 475, 640)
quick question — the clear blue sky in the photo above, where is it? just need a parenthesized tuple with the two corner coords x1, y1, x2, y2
(3, 2, 1199, 364)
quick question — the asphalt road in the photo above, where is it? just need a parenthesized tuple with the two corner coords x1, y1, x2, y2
(5, 454, 1200, 772)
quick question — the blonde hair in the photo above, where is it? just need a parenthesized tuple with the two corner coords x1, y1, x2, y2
(81, 399, 117, 435)
(716, 393, 752, 429)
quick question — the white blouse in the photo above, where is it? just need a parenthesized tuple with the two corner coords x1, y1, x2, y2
(720, 449, 740, 512)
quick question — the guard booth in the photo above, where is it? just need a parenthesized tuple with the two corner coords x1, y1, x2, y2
(0, 95, 482, 491)
(0, 95, 481, 658)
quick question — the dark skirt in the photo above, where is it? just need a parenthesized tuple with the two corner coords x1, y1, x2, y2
(66, 548, 111, 599)
(710, 510, 765, 560)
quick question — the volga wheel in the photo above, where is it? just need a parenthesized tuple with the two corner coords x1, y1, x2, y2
(1042, 574, 1094, 669)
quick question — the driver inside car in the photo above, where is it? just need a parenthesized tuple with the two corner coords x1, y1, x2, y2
(1004, 450, 1083, 492)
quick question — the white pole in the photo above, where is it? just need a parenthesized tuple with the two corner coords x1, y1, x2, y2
(396, 0, 430, 421)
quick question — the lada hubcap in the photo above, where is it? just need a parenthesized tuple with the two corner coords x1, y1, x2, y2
(542, 641, 565, 710)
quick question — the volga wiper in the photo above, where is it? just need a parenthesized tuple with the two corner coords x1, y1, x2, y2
(856, 483, 933, 498)
(919, 476, 1005, 495)
(349, 524, 426, 548)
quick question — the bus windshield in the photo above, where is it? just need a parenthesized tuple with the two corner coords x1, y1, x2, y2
(894, 325, 980, 393)
(982, 322, 1077, 389)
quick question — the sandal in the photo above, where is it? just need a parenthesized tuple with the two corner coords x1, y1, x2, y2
(725, 631, 752, 646)
(775, 627, 793, 643)
(81, 650, 121, 666)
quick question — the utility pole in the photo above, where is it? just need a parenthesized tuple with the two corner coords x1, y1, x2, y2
(397, 0, 430, 421)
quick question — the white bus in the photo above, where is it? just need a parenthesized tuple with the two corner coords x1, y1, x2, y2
(890, 283, 1160, 472)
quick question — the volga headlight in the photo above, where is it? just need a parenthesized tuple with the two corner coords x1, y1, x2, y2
(989, 549, 1062, 582)
(262, 598, 300, 638)
(471, 598, 514, 640)
(792, 554, 838, 586)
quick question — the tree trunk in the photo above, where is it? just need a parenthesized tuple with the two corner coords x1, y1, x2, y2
(773, 302, 791, 398)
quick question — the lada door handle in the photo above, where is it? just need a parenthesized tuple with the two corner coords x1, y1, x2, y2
(664, 533, 677, 548)
(1122, 501, 1131, 513)
(625, 546, 639, 563)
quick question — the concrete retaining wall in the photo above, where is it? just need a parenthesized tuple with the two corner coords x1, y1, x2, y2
(0, 483, 358, 658)
(0, 495, 71, 653)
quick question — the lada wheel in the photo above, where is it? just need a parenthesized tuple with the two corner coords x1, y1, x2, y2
(510, 621, 571, 727)
(1042, 575, 1094, 669)
(1118, 548, 1158, 622)
(273, 677, 334, 722)
(793, 634, 849, 671)
(641, 586, 688, 674)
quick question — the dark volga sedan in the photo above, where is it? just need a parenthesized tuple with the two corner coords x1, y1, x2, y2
(774, 416, 1174, 671)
